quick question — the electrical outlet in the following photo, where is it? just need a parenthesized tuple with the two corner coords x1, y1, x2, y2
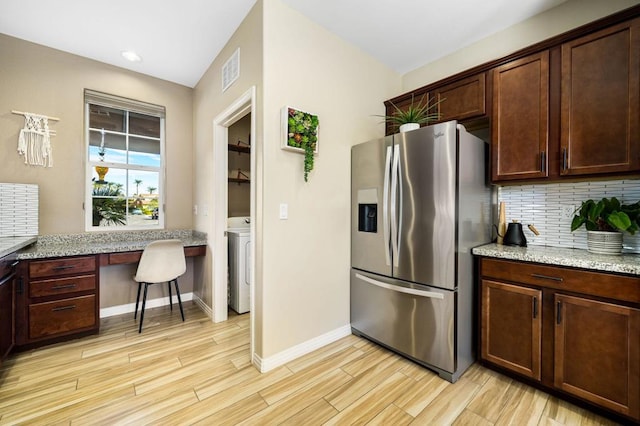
(561, 204, 576, 220)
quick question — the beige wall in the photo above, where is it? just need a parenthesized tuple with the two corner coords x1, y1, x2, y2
(0, 34, 196, 306)
(0, 34, 194, 234)
(259, 0, 400, 358)
(191, 1, 263, 318)
(402, 0, 640, 92)
(99, 259, 195, 308)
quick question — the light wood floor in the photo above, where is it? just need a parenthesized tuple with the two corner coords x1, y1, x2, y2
(0, 303, 620, 425)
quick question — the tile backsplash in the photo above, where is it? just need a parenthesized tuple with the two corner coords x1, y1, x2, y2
(0, 183, 39, 237)
(498, 179, 640, 253)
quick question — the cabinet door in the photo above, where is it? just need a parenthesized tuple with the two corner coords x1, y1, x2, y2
(0, 273, 15, 361)
(555, 294, 640, 419)
(481, 279, 542, 381)
(492, 51, 549, 182)
(560, 19, 640, 175)
(434, 73, 486, 122)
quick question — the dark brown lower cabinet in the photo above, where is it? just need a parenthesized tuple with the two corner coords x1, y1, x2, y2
(479, 258, 640, 423)
(481, 280, 541, 381)
(0, 253, 17, 364)
(554, 294, 640, 418)
(0, 269, 15, 362)
(15, 255, 99, 348)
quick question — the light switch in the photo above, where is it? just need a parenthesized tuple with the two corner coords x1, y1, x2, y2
(193, 205, 198, 215)
(279, 203, 288, 220)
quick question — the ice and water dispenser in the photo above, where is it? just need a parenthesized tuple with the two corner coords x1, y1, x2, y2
(357, 188, 377, 233)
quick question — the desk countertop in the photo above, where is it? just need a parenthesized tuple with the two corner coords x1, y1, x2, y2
(473, 243, 640, 276)
(14, 230, 207, 260)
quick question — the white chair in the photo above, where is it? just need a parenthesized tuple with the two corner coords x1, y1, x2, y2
(133, 239, 186, 333)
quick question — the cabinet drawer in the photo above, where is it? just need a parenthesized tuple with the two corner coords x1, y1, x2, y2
(29, 275, 96, 298)
(481, 258, 640, 304)
(29, 256, 96, 279)
(108, 251, 142, 265)
(29, 295, 96, 339)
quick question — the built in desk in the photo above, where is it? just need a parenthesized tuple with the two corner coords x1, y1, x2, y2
(11, 230, 206, 350)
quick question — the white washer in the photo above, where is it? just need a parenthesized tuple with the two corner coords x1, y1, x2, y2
(227, 217, 251, 314)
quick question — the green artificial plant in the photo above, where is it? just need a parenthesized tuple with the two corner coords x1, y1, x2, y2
(286, 108, 319, 182)
(570, 197, 640, 235)
(378, 94, 444, 131)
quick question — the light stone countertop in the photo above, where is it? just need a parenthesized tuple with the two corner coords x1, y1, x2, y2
(472, 243, 640, 276)
(15, 230, 207, 260)
(0, 236, 38, 259)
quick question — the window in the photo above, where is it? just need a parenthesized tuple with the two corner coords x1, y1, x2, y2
(85, 90, 165, 230)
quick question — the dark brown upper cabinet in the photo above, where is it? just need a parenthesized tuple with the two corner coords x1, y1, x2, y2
(384, 5, 640, 183)
(560, 18, 640, 176)
(492, 51, 549, 182)
(383, 73, 486, 136)
(433, 73, 486, 123)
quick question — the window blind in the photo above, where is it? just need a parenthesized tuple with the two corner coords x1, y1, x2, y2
(84, 89, 166, 118)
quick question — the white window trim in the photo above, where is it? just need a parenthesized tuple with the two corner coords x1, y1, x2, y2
(84, 92, 166, 231)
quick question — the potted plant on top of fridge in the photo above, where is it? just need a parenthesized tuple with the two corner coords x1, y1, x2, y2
(570, 197, 639, 255)
(379, 94, 444, 133)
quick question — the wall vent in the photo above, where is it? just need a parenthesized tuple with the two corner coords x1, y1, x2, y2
(222, 48, 240, 92)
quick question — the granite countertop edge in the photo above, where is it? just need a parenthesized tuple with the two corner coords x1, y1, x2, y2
(12, 230, 208, 260)
(0, 236, 39, 259)
(472, 243, 640, 276)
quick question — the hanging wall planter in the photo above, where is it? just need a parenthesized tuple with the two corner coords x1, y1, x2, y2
(281, 106, 319, 182)
(94, 129, 109, 183)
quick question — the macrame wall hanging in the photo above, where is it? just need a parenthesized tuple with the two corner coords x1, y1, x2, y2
(13, 110, 58, 167)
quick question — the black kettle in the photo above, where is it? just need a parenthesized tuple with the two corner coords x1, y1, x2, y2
(503, 221, 527, 247)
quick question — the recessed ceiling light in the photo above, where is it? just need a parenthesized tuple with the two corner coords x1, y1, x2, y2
(121, 51, 142, 62)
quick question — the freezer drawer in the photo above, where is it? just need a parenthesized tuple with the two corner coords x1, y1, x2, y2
(350, 269, 455, 376)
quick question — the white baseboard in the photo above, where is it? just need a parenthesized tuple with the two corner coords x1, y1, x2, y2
(192, 293, 213, 319)
(100, 292, 194, 318)
(253, 324, 352, 373)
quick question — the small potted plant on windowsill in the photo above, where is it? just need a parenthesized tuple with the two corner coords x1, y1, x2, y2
(570, 197, 639, 255)
(378, 94, 444, 133)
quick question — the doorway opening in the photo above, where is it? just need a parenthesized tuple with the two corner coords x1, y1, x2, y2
(212, 86, 256, 360)
(227, 114, 251, 316)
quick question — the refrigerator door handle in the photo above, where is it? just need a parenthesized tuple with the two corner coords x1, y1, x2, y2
(396, 144, 403, 260)
(390, 144, 400, 267)
(383, 145, 392, 266)
(355, 273, 445, 300)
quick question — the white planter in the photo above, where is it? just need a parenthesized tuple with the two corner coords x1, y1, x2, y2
(586, 230, 623, 255)
(399, 123, 420, 133)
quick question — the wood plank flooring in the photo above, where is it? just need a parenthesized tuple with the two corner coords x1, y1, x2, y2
(0, 304, 620, 425)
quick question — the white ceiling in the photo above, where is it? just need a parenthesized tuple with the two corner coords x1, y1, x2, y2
(0, 0, 567, 88)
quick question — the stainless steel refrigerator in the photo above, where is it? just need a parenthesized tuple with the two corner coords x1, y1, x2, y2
(351, 121, 490, 382)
